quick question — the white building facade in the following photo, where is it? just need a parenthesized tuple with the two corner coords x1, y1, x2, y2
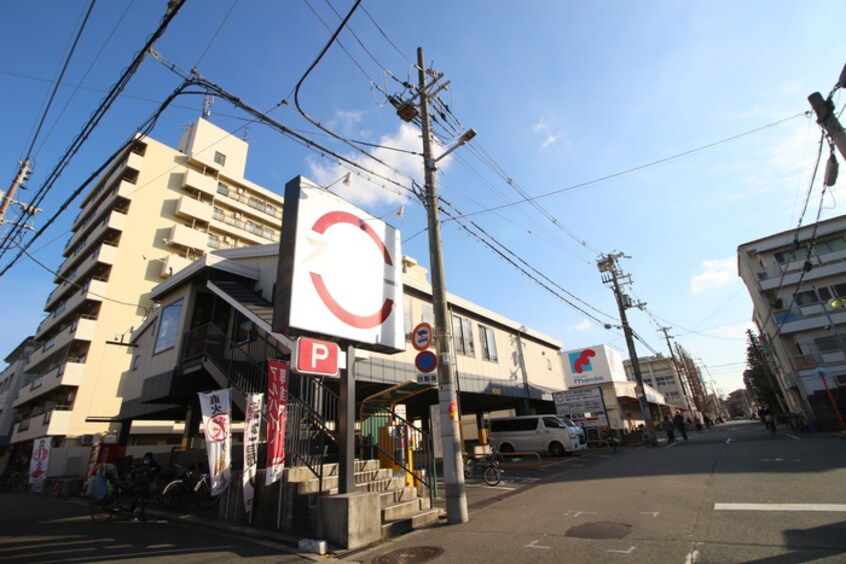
(737, 214, 846, 430)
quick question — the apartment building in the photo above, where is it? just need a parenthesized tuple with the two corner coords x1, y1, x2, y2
(10, 118, 285, 449)
(737, 214, 846, 430)
(0, 338, 35, 450)
(624, 355, 691, 411)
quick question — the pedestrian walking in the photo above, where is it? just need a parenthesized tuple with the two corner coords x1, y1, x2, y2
(673, 412, 688, 441)
(662, 415, 675, 444)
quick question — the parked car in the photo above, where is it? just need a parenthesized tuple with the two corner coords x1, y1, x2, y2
(489, 415, 587, 457)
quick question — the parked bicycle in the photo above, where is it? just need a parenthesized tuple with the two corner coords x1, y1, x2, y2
(160, 463, 218, 509)
(0, 471, 27, 493)
(463, 444, 504, 486)
(90, 464, 149, 523)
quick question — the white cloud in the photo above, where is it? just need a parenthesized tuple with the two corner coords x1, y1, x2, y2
(691, 257, 736, 295)
(567, 319, 593, 332)
(307, 122, 437, 208)
(532, 118, 565, 150)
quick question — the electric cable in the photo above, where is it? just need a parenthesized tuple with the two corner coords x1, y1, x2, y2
(193, 0, 239, 71)
(449, 112, 812, 220)
(0, 0, 188, 263)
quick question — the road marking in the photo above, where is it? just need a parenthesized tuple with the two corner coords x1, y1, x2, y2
(685, 548, 700, 563)
(786, 434, 801, 440)
(606, 546, 636, 554)
(524, 539, 550, 549)
(640, 512, 659, 518)
(715, 503, 846, 512)
(725, 438, 732, 444)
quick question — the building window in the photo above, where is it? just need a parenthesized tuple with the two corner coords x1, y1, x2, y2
(452, 314, 475, 357)
(814, 335, 846, 353)
(478, 324, 498, 361)
(795, 290, 819, 306)
(234, 312, 256, 344)
(154, 298, 184, 354)
(216, 182, 229, 197)
(214, 151, 226, 166)
(132, 355, 140, 371)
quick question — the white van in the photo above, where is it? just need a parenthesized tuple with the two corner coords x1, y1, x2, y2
(489, 415, 587, 456)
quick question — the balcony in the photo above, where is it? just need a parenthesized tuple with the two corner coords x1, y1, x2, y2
(756, 254, 846, 291)
(175, 195, 213, 223)
(773, 303, 846, 335)
(37, 279, 108, 341)
(160, 254, 192, 278)
(13, 360, 85, 408)
(54, 241, 117, 291)
(12, 408, 72, 443)
(181, 169, 217, 198)
(166, 224, 208, 252)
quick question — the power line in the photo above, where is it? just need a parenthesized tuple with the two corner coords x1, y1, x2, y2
(448, 112, 812, 221)
(0, 0, 188, 264)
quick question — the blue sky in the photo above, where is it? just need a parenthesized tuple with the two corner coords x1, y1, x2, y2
(1, 0, 844, 396)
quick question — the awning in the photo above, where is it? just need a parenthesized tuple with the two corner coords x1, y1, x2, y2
(360, 381, 435, 419)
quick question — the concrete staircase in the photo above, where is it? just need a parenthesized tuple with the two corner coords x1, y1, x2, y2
(286, 459, 440, 539)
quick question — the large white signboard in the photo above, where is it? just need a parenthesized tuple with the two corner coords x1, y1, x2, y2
(554, 386, 605, 413)
(274, 177, 404, 352)
(562, 344, 627, 388)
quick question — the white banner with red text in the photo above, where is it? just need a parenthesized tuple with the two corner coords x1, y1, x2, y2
(198, 389, 232, 496)
(28, 436, 52, 487)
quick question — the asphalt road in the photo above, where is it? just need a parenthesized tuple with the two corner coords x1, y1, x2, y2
(352, 420, 846, 563)
(0, 492, 306, 563)
(3, 421, 845, 563)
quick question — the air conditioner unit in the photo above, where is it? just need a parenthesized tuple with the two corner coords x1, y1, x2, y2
(79, 434, 95, 446)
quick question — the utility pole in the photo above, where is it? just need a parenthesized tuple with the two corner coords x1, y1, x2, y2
(416, 47, 469, 524)
(808, 92, 846, 162)
(598, 252, 658, 446)
(658, 326, 693, 413)
(0, 159, 31, 226)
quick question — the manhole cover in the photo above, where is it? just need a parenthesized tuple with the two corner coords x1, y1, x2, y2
(372, 546, 445, 564)
(566, 521, 632, 539)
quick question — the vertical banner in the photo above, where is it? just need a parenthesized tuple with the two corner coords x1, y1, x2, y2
(198, 389, 232, 496)
(243, 392, 263, 514)
(265, 360, 289, 486)
(28, 437, 52, 487)
(81, 434, 102, 494)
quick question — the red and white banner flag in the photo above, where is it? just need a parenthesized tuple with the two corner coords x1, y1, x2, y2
(28, 436, 51, 487)
(243, 392, 263, 514)
(198, 389, 232, 496)
(265, 360, 289, 486)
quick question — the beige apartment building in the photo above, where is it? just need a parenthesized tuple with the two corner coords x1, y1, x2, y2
(737, 214, 846, 430)
(11, 118, 286, 451)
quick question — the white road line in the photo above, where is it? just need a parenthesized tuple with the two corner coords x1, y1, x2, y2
(465, 484, 514, 491)
(607, 546, 636, 554)
(524, 539, 550, 549)
(714, 503, 846, 512)
(684, 548, 700, 563)
(725, 438, 732, 444)
(786, 434, 801, 440)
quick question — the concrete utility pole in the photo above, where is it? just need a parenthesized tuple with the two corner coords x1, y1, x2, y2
(0, 159, 31, 226)
(659, 326, 693, 413)
(417, 47, 469, 524)
(598, 253, 658, 446)
(808, 92, 846, 162)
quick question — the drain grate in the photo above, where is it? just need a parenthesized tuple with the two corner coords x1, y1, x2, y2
(372, 546, 445, 563)
(566, 521, 632, 539)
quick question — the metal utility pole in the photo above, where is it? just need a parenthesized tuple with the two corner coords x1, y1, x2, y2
(417, 47, 468, 524)
(598, 253, 658, 446)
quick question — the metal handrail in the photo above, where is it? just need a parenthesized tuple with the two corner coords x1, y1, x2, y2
(181, 323, 340, 488)
(360, 410, 435, 506)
